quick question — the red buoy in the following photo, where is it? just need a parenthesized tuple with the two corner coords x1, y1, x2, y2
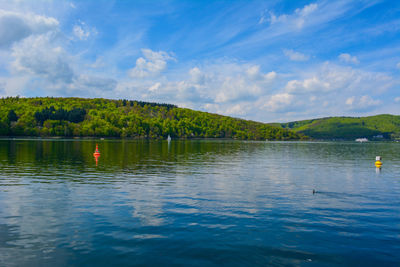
(93, 144, 100, 166)
(93, 144, 101, 156)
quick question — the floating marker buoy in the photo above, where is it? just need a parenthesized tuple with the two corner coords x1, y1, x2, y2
(93, 144, 101, 156)
(375, 156, 382, 168)
(93, 144, 101, 157)
(93, 144, 100, 166)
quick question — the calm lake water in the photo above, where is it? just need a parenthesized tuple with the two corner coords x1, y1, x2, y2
(0, 139, 399, 266)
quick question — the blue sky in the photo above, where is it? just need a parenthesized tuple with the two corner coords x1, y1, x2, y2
(0, 0, 399, 122)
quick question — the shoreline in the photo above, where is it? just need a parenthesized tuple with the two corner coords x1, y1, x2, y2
(0, 136, 397, 142)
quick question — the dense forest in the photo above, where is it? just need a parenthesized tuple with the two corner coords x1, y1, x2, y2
(275, 115, 400, 140)
(0, 97, 303, 140)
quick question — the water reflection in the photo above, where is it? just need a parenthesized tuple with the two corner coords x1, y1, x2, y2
(0, 139, 399, 266)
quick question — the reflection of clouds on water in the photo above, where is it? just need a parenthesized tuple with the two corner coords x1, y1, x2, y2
(130, 192, 165, 227)
(133, 234, 167, 239)
(1, 140, 400, 265)
(0, 174, 72, 265)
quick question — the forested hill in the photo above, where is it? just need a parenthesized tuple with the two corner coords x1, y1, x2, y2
(275, 115, 400, 140)
(0, 97, 303, 140)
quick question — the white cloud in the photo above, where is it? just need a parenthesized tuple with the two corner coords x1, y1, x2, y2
(246, 65, 276, 81)
(7, 21, 116, 96)
(285, 76, 330, 93)
(345, 96, 355, 105)
(285, 62, 392, 95)
(268, 12, 288, 25)
(73, 25, 89, 40)
(0, 9, 59, 48)
(248, 62, 395, 120)
(263, 3, 318, 29)
(12, 33, 74, 84)
(262, 93, 295, 112)
(339, 53, 359, 64)
(203, 63, 277, 103)
(73, 21, 97, 41)
(189, 67, 206, 84)
(345, 95, 381, 111)
(0, 3, 397, 123)
(118, 57, 398, 121)
(296, 3, 318, 16)
(394, 97, 400, 102)
(225, 103, 248, 116)
(128, 49, 175, 78)
(118, 61, 279, 117)
(148, 82, 161, 92)
(397, 62, 400, 69)
(283, 49, 309, 61)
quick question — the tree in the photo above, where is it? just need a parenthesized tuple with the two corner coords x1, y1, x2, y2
(8, 110, 18, 122)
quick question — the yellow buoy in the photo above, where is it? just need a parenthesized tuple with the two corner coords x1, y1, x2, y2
(375, 156, 382, 168)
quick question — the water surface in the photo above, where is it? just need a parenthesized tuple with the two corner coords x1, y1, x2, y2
(0, 139, 399, 266)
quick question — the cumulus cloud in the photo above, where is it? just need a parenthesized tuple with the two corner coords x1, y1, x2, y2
(118, 57, 397, 121)
(345, 95, 381, 111)
(189, 67, 206, 84)
(9, 25, 116, 96)
(285, 63, 392, 96)
(246, 62, 395, 120)
(224, 103, 249, 116)
(12, 33, 74, 84)
(117, 61, 279, 117)
(198, 63, 277, 104)
(283, 49, 309, 61)
(0, 3, 396, 122)
(285, 76, 330, 93)
(261, 93, 295, 112)
(246, 65, 276, 81)
(128, 49, 175, 78)
(0, 9, 58, 48)
(339, 53, 359, 64)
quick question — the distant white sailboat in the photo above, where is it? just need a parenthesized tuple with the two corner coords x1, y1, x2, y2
(355, 138, 368, 142)
(167, 135, 171, 142)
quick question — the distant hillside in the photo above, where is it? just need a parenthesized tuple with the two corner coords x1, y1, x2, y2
(276, 115, 400, 140)
(0, 97, 304, 140)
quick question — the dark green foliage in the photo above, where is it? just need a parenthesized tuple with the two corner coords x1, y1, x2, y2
(7, 110, 18, 122)
(278, 115, 400, 140)
(34, 106, 86, 124)
(0, 97, 303, 140)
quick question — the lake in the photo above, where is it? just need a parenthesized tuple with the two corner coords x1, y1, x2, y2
(0, 139, 399, 266)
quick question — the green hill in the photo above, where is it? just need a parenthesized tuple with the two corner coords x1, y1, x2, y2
(277, 115, 400, 140)
(0, 97, 303, 140)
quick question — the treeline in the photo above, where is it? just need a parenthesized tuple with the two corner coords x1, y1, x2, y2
(0, 97, 304, 140)
(278, 115, 400, 140)
(117, 99, 176, 110)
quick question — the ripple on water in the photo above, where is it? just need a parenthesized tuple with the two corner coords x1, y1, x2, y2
(0, 140, 399, 266)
